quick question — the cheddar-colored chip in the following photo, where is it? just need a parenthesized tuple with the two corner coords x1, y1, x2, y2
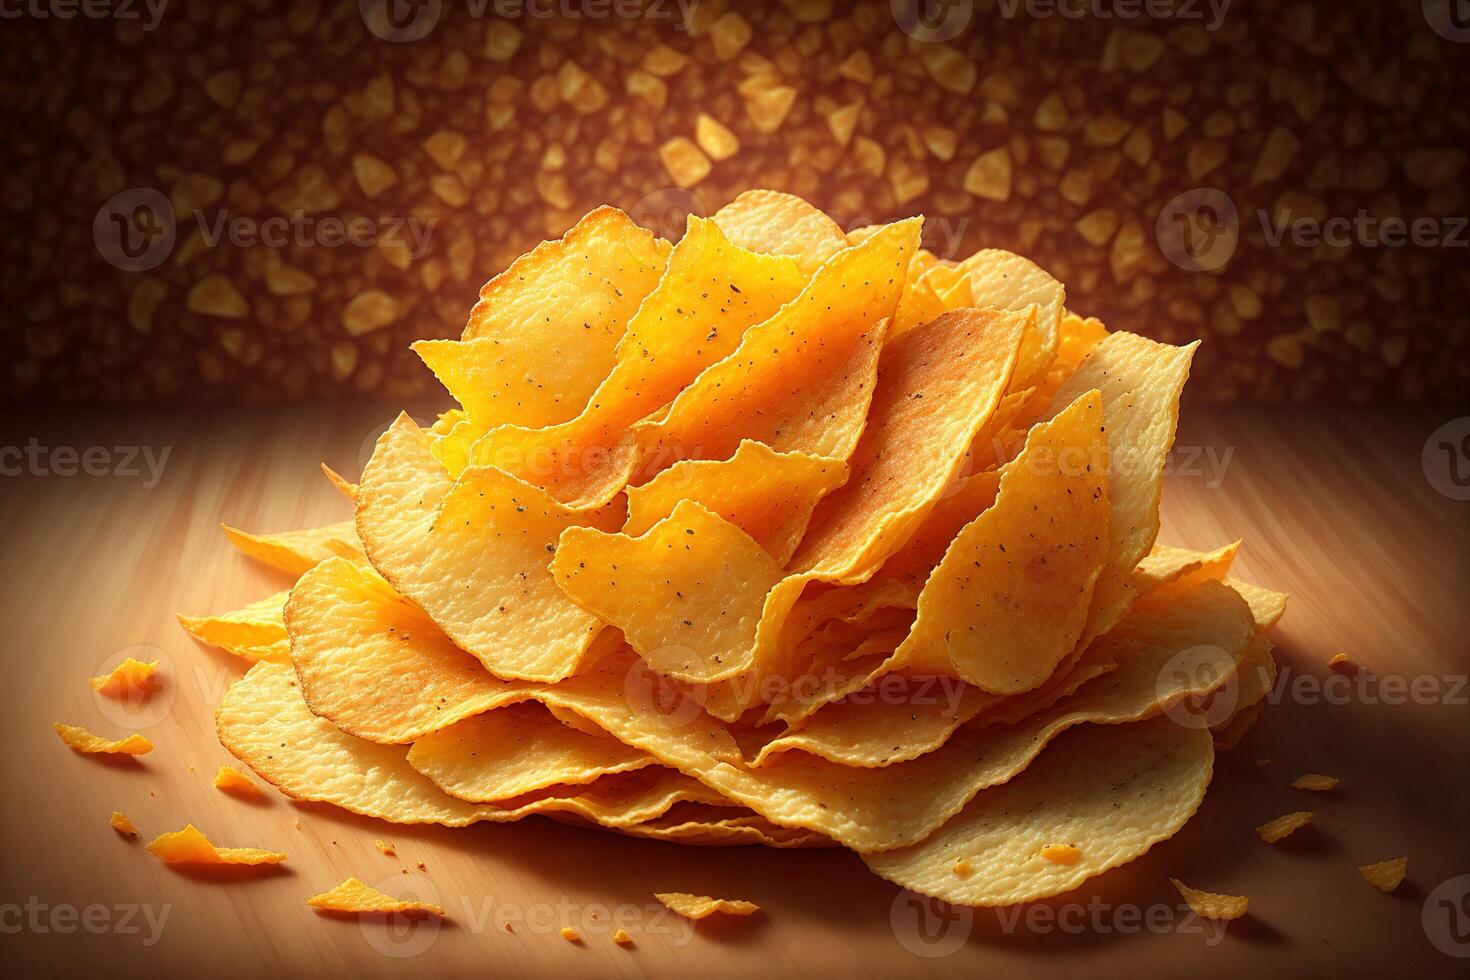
(145, 824, 286, 865)
(956, 249, 1066, 387)
(654, 892, 760, 919)
(356, 416, 620, 682)
(612, 928, 634, 945)
(221, 520, 363, 576)
(1256, 811, 1314, 843)
(865, 718, 1213, 906)
(177, 591, 290, 664)
(559, 926, 581, 942)
(214, 765, 263, 796)
(54, 722, 153, 756)
(307, 877, 445, 917)
(110, 811, 139, 837)
(90, 657, 159, 696)
(623, 440, 848, 565)
(1171, 879, 1249, 920)
(1357, 858, 1407, 893)
(712, 188, 849, 275)
(1290, 773, 1338, 792)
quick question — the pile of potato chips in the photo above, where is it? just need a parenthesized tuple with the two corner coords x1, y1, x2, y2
(184, 191, 1284, 908)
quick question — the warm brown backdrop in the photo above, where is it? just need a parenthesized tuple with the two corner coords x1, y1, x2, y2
(3, 0, 1467, 405)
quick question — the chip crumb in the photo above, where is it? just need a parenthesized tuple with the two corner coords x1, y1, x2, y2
(1253, 758, 1271, 768)
(90, 657, 159, 696)
(504, 922, 514, 933)
(1290, 773, 1339, 792)
(1357, 858, 1407, 893)
(1256, 811, 1314, 844)
(307, 877, 445, 917)
(1039, 844, 1082, 865)
(1171, 878, 1249, 920)
(213, 765, 263, 796)
(375, 839, 396, 856)
(560, 926, 581, 942)
(1328, 653, 1350, 670)
(54, 722, 153, 756)
(613, 928, 633, 946)
(953, 858, 973, 877)
(294, 819, 302, 831)
(109, 811, 139, 837)
(416, 860, 427, 871)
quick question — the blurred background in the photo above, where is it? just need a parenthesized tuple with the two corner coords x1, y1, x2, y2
(2, 0, 1467, 406)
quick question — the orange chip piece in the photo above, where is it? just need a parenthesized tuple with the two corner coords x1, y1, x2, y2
(145, 824, 286, 865)
(1357, 858, 1407, 893)
(177, 591, 291, 664)
(110, 811, 139, 837)
(1039, 844, 1082, 865)
(221, 520, 363, 576)
(214, 765, 263, 796)
(1256, 811, 1314, 844)
(54, 722, 153, 756)
(375, 839, 395, 856)
(90, 656, 159, 695)
(1329, 652, 1350, 670)
(307, 877, 444, 917)
(559, 926, 581, 942)
(1171, 878, 1249, 920)
(654, 892, 761, 920)
(612, 928, 633, 946)
(1290, 773, 1338, 792)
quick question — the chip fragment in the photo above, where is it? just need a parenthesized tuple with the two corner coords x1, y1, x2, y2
(1357, 858, 1407, 893)
(307, 878, 445, 917)
(654, 893, 761, 919)
(145, 824, 286, 865)
(1290, 773, 1338, 792)
(1171, 878, 1249, 920)
(221, 520, 363, 576)
(90, 657, 159, 696)
(110, 811, 139, 837)
(214, 765, 263, 796)
(54, 722, 153, 756)
(1256, 811, 1314, 844)
(177, 591, 290, 664)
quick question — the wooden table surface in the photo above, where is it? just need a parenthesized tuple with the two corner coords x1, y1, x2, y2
(2, 401, 1467, 979)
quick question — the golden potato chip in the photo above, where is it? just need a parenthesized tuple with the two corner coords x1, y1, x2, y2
(560, 926, 581, 942)
(307, 877, 444, 917)
(1256, 811, 1314, 843)
(654, 892, 760, 919)
(891, 268, 948, 337)
(1357, 858, 1407, 893)
(1228, 578, 1289, 631)
(214, 765, 263, 796)
(623, 441, 848, 565)
(474, 217, 806, 507)
(90, 657, 158, 696)
(145, 824, 286, 865)
(612, 928, 633, 945)
(956, 249, 1066, 387)
(356, 416, 620, 682)
(321, 463, 358, 500)
(711, 189, 849, 275)
(408, 702, 654, 802)
(177, 591, 290, 664)
(1023, 312, 1110, 411)
(54, 722, 152, 756)
(221, 520, 363, 576)
(864, 718, 1213, 906)
(1039, 844, 1082, 865)
(1171, 878, 1249, 920)
(1209, 633, 1275, 741)
(1212, 700, 1265, 751)
(1290, 773, 1338, 792)
(110, 811, 138, 837)
(630, 219, 920, 476)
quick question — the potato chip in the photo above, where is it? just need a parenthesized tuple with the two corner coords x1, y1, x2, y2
(1211, 700, 1265, 751)
(1329, 652, 1350, 670)
(957, 249, 1066, 387)
(1256, 810, 1314, 843)
(145, 824, 286, 865)
(90, 657, 158, 695)
(356, 416, 620, 682)
(1290, 773, 1338, 792)
(110, 811, 138, 837)
(864, 718, 1213, 906)
(560, 926, 581, 942)
(612, 928, 634, 945)
(712, 189, 850, 275)
(1357, 858, 1407, 893)
(54, 722, 152, 756)
(221, 520, 363, 576)
(177, 591, 290, 664)
(1171, 879, 1249, 920)
(474, 217, 806, 507)
(321, 463, 358, 500)
(654, 893, 760, 919)
(308, 878, 445, 917)
(214, 765, 263, 796)
(623, 441, 848, 565)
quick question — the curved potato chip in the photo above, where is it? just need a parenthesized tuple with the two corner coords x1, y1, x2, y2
(356, 416, 619, 682)
(90, 657, 158, 695)
(1256, 810, 1314, 843)
(321, 463, 358, 500)
(110, 811, 139, 837)
(177, 591, 290, 664)
(1171, 878, 1249, 920)
(654, 892, 760, 919)
(864, 718, 1213, 906)
(221, 520, 362, 576)
(711, 189, 849, 275)
(54, 722, 152, 755)
(145, 824, 286, 865)
(1358, 858, 1407, 893)
(957, 249, 1066, 387)
(624, 441, 848, 565)
(308, 878, 445, 917)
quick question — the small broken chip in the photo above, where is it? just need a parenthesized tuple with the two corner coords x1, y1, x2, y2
(1256, 811, 1314, 844)
(1039, 844, 1082, 865)
(145, 824, 286, 865)
(109, 811, 139, 837)
(307, 877, 444, 916)
(214, 765, 263, 796)
(559, 926, 581, 942)
(375, 839, 396, 856)
(612, 928, 633, 946)
(90, 657, 159, 696)
(1171, 878, 1249, 920)
(654, 892, 761, 919)
(1357, 858, 1407, 893)
(54, 722, 153, 756)
(1290, 773, 1339, 792)
(1328, 652, 1350, 670)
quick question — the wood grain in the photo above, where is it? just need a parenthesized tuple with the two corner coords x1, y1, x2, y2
(1, 403, 1466, 979)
